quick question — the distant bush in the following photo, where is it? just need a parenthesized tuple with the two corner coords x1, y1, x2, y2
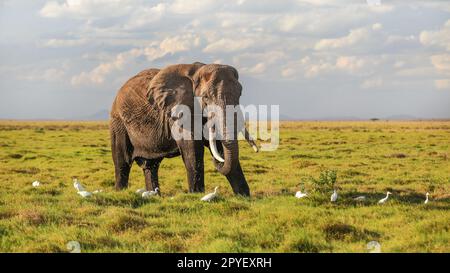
(310, 169, 337, 192)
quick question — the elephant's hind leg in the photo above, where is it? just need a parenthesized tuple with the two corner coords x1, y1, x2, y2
(111, 119, 133, 190)
(137, 158, 162, 193)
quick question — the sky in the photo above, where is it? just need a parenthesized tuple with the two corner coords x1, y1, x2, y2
(0, 0, 449, 120)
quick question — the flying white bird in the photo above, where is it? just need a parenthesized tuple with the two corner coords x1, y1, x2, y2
(77, 191, 92, 198)
(330, 189, 338, 202)
(295, 191, 307, 199)
(135, 188, 146, 195)
(378, 191, 392, 204)
(73, 179, 85, 192)
(142, 188, 159, 198)
(354, 196, 366, 201)
(201, 186, 219, 202)
(424, 192, 429, 204)
(32, 181, 40, 187)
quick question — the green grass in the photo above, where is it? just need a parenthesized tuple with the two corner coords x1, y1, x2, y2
(0, 120, 449, 252)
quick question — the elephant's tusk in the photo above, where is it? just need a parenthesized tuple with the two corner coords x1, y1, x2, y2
(243, 127, 259, 152)
(209, 127, 225, 162)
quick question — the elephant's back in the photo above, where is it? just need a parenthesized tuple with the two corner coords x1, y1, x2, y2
(119, 68, 160, 100)
(111, 68, 160, 119)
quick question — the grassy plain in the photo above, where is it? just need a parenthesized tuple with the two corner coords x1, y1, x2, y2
(0, 120, 449, 252)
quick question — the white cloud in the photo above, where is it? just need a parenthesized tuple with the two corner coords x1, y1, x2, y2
(0, 62, 69, 84)
(39, 0, 137, 19)
(35, 1, 447, 92)
(159, 35, 196, 55)
(203, 38, 254, 53)
(241, 62, 266, 75)
(367, 3, 394, 13)
(394, 61, 405, 68)
(281, 67, 296, 78)
(71, 48, 140, 85)
(420, 20, 450, 51)
(278, 14, 302, 32)
(26, 68, 66, 82)
(42, 38, 87, 48)
(435, 79, 450, 90)
(169, 0, 218, 14)
(361, 77, 383, 89)
(336, 56, 367, 73)
(277, 5, 391, 35)
(305, 61, 334, 78)
(314, 27, 370, 50)
(281, 54, 384, 79)
(123, 3, 167, 29)
(372, 23, 382, 31)
(385, 35, 416, 45)
(71, 35, 197, 85)
(431, 54, 450, 76)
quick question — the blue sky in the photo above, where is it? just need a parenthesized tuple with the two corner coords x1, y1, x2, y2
(0, 0, 449, 119)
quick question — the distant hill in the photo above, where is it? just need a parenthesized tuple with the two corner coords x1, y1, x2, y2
(384, 114, 418, 120)
(70, 109, 109, 121)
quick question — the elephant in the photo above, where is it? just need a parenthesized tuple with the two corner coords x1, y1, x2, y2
(109, 62, 258, 196)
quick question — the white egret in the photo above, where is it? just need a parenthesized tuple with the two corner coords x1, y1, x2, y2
(330, 189, 338, 202)
(135, 188, 146, 195)
(378, 191, 392, 204)
(73, 179, 85, 192)
(77, 191, 92, 198)
(295, 191, 307, 199)
(201, 186, 219, 202)
(354, 196, 366, 201)
(424, 192, 429, 204)
(142, 188, 159, 198)
(32, 181, 40, 187)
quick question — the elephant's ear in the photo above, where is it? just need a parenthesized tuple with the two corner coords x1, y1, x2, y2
(147, 63, 204, 112)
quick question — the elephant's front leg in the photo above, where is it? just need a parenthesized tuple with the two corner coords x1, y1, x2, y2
(225, 161, 250, 196)
(177, 139, 205, 192)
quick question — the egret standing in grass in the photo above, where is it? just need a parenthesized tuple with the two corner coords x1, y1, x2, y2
(354, 196, 366, 201)
(32, 181, 40, 187)
(378, 191, 392, 204)
(201, 186, 219, 202)
(330, 189, 338, 202)
(77, 191, 92, 198)
(142, 188, 159, 198)
(73, 179, 93, 198)
(73, 179, 85, 192)
(295, 190, 307, 199)
(424, 192, 429, 204)
(136, 188, 146, 195)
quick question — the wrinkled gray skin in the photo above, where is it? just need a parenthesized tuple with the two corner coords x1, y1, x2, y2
(110, 62, 252, 196)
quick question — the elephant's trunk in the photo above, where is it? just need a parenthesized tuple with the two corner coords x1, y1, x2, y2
(215, 139, 239, 176)
(209, 105, 239, 176)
